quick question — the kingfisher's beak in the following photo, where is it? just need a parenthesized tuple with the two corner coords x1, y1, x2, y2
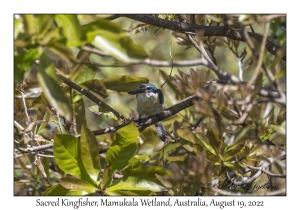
(128, 86, 144, 95)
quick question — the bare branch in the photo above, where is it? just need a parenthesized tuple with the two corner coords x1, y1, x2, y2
(246, 164, 286, 178)
(17, 144, 54, 153)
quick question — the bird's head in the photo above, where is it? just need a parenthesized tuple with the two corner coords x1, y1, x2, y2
(128, 84, 164, 105)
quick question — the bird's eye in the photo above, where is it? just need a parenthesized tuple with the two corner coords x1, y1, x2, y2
(146, 87, 151, 90)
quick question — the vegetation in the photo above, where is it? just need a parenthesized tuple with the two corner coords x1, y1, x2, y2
(14, 14, 286, 196)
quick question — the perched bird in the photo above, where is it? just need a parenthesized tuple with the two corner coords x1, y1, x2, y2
(128, 84, 167, 142)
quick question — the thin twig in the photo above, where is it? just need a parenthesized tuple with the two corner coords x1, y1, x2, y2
(56, 112, 64, 134)
(161, 30, 174, 88)
(20, 91, 31, 125)
(248, 22, 270, 85)
(191, 117, 203, 131)
(238, 57, 243, 81)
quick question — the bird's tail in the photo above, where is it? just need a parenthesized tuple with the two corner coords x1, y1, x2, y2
(155, 121, 167, 142)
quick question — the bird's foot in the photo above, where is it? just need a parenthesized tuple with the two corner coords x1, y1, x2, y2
(138, 115, 142, 125)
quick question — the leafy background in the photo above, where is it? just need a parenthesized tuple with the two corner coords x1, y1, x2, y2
(14, 14, 286, 196)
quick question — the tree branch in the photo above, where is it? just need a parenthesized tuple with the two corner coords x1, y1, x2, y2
(57, 72, 125, 121)
(227, 150, 286, 186)
(121, 14, 286, 61)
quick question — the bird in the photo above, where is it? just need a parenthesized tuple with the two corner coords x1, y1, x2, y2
(128, 84, 167, 142)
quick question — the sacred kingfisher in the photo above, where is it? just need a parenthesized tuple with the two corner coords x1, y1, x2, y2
(128, 84, 167, 142)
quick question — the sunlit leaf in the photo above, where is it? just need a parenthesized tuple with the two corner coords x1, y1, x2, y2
(38, 27, 64, 45)
(106, 122, 139, 172)
(37, 52, 72, 121)
(37, 15, 55, 38)
(55, 15, 84, 46)
(84, 19, 148, 63)
(43, 184, 87, 196)
(14, 16, 23, 39)
(223, 142, 245, 161)
(79, 125, 101, 182)
(106, 190, 154, 196)
(73, 65, 97, 85)
(54, 134, 80, 178)
(21, 14, 38, 35)
(101, 76, 149, 92)
(59, 176, 98, 193)
(106, 166, 172, 192)
(206, 129, 222, 159)
(165, 153, 188, 162)
(101, 164, 113, 190)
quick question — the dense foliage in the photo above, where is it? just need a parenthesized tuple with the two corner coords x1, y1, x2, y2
(14, 14, 286, 196)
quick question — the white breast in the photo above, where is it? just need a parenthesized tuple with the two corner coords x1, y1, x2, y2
(136, 92, 163, 117)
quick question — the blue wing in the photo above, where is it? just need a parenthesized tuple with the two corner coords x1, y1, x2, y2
(158, 89, 164, 105)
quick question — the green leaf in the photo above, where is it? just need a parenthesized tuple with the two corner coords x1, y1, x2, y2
(74, 98, 87, 132)
(206, 129, 222, 159)
(46, 43, 78, 63)
(106, 190, 153, 196)
(224, 126, 256, 153)
(100, 164, 113, 190)
(84, 20, 148, 63)
(37, 15, 55, 38)
(106, 166, 172, 192)
(38, 27, 64, 45)
(21, 14, 38, 35)
(165, 153, 188, 162)
(54, 134, 81, 178)
(69, 49, 92, 79)
(80, 79, 108, 98)
(37, 52, 72, 121)
(223, 142, 245, 161)
(106, 122, 139, 172)
(177, 128, 216, 155)
(43, 184, 87, 196)
(79, 125, 101, 182)
(101, 76, 149, 92)
(59, 176, 98, 193)
(14, 48, 41, 84)
(55, 15, 84, 46)
(36, 105, 50, 131)
(274, 68, 286, 79)
(73, 65, 97, 85)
